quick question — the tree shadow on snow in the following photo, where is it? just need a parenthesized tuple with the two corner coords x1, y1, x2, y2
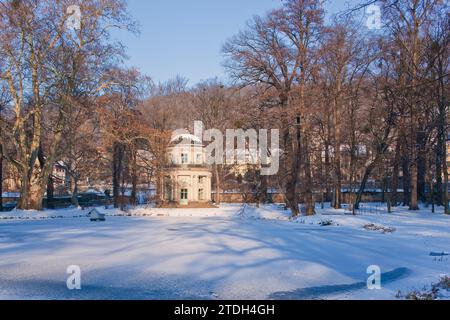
(268, 267, 411, 300)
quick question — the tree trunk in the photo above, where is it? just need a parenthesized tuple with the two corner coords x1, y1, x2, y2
(46, 176, 54, 209)
(113, 142, 124, 209)
(429, 179, 435, 214)
(444, 159, 449, 215)
(0, 155, 3, 212)
(391, 140, 401, 207)
(408, 9, 420, 212)
(333, 122, 342, 209)
(303, 131, 315, 216)
(285, 178, 299, 217)
(288, 118, 302, 217)
(157, 171, 164, 205)
(424, 153, 433, 210)
(279, 121, 300, 217)
(437, 49, 447, 210)
(214, 164, 221, 205)
(70, 175, 79, 207)
(130, 148, 138, 206)
(319, 148, 325, 209)
(385, 174, 392, 214)
(17, 167, 45, 210)
(402, 155, 411, 206)
(410, 161, 419, 210)
(259, 175, 268, 204)
(0, 112, 3, 212)
(324, 144, 331, 202)
(417, 148, 426, 202)
(436, 150, 443, 206)
(354, 161, 376, 210)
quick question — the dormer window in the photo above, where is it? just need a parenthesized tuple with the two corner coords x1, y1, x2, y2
(181, 153, 189, 164)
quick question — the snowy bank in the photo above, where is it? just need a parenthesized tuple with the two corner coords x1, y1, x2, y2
(0, 203, 448, 300)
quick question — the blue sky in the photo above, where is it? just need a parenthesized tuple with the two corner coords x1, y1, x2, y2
(113, 0, 361, 86)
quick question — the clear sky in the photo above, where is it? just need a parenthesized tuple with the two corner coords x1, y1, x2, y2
(113, 0, 361, 86)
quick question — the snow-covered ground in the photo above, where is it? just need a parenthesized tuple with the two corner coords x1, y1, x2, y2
(0, 203, 449, 300)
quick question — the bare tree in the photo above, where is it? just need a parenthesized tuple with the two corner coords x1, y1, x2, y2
(223, 0, 324, 216)
(424, 8, 449, 213)
(60, 113, 101, 207)
(0, 0, 137, 210)
(192, 79, 234, 205)
(98, 68, 151, 209)
(0, 84, 9, 211)
(381, 0, 444, 210)
(319, 17, 375, 209)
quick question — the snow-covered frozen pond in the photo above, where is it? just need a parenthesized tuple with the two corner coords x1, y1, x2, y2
(0, 204, 449, 300)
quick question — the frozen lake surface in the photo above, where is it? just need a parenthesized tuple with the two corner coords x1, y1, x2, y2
(0, 204, 449, 300)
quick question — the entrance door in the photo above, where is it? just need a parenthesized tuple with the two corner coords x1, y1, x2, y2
(180, 189, 188, 205)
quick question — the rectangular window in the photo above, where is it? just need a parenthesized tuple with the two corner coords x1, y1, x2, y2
(198, 189, 204, 200)
(181, 189, 188, 200)
(181, 153, 188, 164)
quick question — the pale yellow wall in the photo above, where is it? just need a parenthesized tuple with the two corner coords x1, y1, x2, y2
(168, 144, 205, 166)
